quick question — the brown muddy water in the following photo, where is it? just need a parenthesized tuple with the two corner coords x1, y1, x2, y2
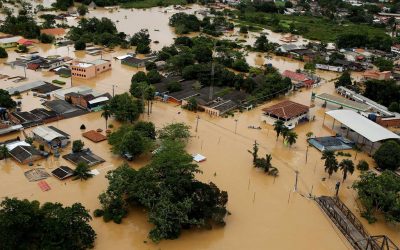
(0, 4, 399, 250)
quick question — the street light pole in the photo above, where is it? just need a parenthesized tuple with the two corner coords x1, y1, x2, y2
(234, 119, 238, 134)
(195, 115, 200, 132)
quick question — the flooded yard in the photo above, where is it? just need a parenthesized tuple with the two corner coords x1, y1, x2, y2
(0, 3, 399, 250)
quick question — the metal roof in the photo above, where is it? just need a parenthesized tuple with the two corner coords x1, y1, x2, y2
(6, 81, 47, 95)
(88, 96, 109, 104)
(32, 126, 68, 142)
(326, 110, 400, 143)
(316, 93, 370, 112)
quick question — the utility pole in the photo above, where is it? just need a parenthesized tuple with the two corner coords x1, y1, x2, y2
(112, 84, 116, 97)
(294, 170, 299, 191)
(234, 119, 238, 134)
(209, 41, 216, 101)
(23, 65, 26, 79)
(195, 115, 200, 132)
(306, 145, 309, 163)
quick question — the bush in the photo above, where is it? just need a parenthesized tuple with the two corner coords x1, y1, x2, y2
(39, 144, 45, 151)
(72, 140, 84, 153)
(74, 40, 86, 50)
(52, 79, 66, 85)
(93, 209, 104, 217)
(357, 160, 369, 171)
(39, 33, 55, 44)
(17, 45, 28, 53)
(0, 47, 8, 58)
(373, 140, 400, 171)
(80, 124, 86, 130)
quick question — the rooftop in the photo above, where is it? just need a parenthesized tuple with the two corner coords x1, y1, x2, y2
(262, 100, 309, 120)
(326, 110, 400, 142)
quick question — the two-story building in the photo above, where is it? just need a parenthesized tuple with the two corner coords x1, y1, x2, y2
(71, 59, 112, 79)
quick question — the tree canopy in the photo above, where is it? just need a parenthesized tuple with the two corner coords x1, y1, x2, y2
(0, 89, 16, 109)
(108, 93, 144, 123)
(373, 140, 400, 171)
(353, 171, 400, 223)
(96, 136, 228, 242)
(0, 198, 96, 249)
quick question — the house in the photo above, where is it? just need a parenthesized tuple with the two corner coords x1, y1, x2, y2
(52, 166, 74, 180)
(17, 38, 34, 46)
(276, 44, 306, 54)
(43, 100, 87, 118)
(71, 59, 111, 79)
(63, 148, 105, 166)
(65, 92, 111, 111)
(40, 28, 66, 38)
(6, 140, 43, 164)
(0, 36, 22, 48)
(282, 70, 315, 88)
(51, 86, 93, 100)
(32, 126, 70, 148)
(121, 57, 147, 68)
(280, 34, 298, 43)
(261, 100, 310, 128)
(362, 70, 391, 81)
(290, 49, 318, 62)
(391, 44, 400, 54)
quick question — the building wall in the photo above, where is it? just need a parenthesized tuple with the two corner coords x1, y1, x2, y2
(66, 95, 89, 109)
(0, 42, 18, 48)
(376, 117, 400, 127)
(71, 65, 96, 79)
(95, 61, 112, 74)
(203, 106, 220, 117)
(261, 113, 309, 127)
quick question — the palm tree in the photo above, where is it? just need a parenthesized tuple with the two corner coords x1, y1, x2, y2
(264, 154, 272, 172)
(286, 131, 298, 147)
(281, 126, 289, 142)
(101, 104, 112, 129)
(248, 140, 259, 164)
(0, 145, 8, 161)
(273, 120, 284, 141)
(321, 150, 338, 178)
(73, 162, 94, 181)
(339, 159, 355, 182)
(144, 85, 155, 116)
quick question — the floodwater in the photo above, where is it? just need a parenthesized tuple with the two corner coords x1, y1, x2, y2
(0, 3, 399, 250)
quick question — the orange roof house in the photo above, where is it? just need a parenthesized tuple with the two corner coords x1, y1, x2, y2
(17, 38, 34, 46)
(40, 28, 66, 37)
(363, 70, 391, 81)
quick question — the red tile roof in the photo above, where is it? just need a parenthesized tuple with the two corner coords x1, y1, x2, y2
(262, 100, 309, 120)
(40, 28, 65, 36)
(82, 130, 107, 143)
(282, 70, 308, 82)
(17, 38, 34, 45)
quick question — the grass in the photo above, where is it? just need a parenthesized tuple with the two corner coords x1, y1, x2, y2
(120, 0, 187, 9)
(237, 12, 388, 42)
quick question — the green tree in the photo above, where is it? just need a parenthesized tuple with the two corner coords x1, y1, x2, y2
(353, 171, 400, 223)
(373, 140, 400, 171)
(53, 0, 73, 10)
(72, 139, 84, 153)
(286, 131, 298, 147)
(321, 150, 338, 178)
(73, 162, 93, 181)
(357, 160, 369, 171)
(109, 93, 143, 123)
(339, 159, 355, 182)
(0, 198, 96, 249)
(147, 70, 162, 84)
(18, 45, 28, 53)
(39, 33, 54, 44)
(248, 140, 259, 164)
(254, 34, 270, 52)
(388, 102, 400, 112)
(0, 47, 7, 58)
(239, 26, 248, 33)
(335, 71, 352, 88)
(158, 123, 191, 143)
(101, 104, 112, 129)
(131, 71, 148, 85)
(74, 40, 86, 50)
(0, 145, 8, 161)
(144, 85, 156, 116)
(374, 57, 394, 71)
(306, 131, 314, 139)
(0, 89, 16, 109)
(273, 120, 284, 141)
(77, 4, 88, 16)
(133, 121, 156, 140)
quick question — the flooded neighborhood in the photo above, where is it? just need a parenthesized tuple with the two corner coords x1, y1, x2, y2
(0, 0, 400, 249)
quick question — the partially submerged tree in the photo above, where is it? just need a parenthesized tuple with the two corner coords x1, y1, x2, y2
(73, 162, 93, 181)
(72, 140, 84, 153)
(373, 140, 400, 171)
(339, 159, 355, 182)
(0, 198, 96, 249)
(321, 150, 338, 178)
(101, 104, 112, 129)
(273, 120, 284, 141)
(158, 123, 191, 142)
